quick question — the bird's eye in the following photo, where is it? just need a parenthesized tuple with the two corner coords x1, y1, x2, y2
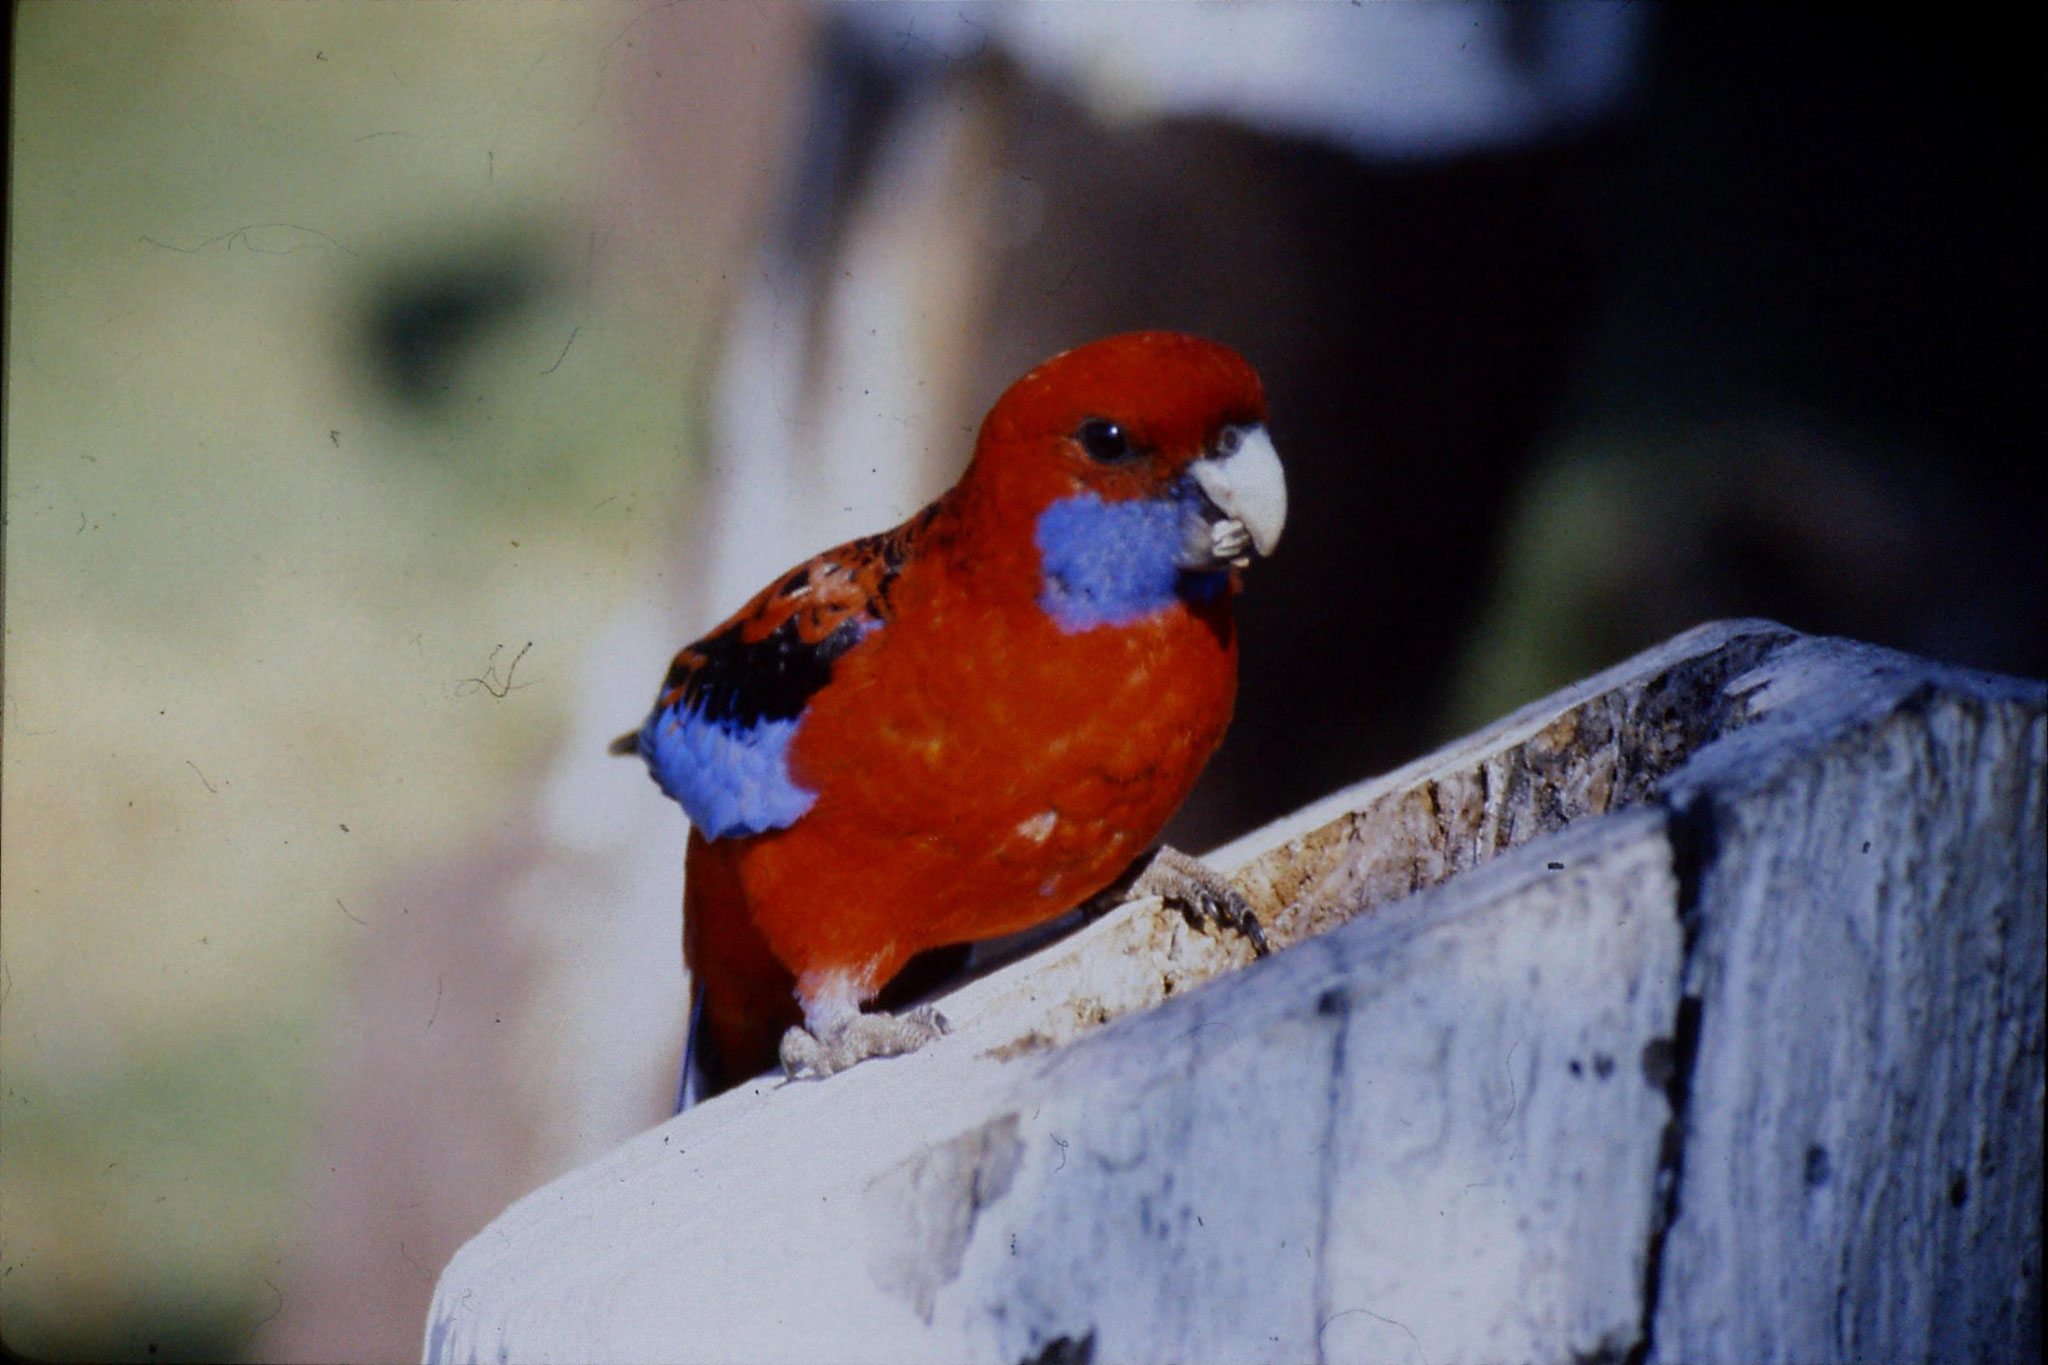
(1075, 418, 1132, 463)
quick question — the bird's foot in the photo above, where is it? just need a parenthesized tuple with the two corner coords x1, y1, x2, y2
(779, 1003, 949, 1081)
(1122, 845, 1271, 957)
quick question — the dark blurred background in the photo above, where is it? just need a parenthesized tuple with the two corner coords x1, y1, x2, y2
(4, 5, 2039, 1361)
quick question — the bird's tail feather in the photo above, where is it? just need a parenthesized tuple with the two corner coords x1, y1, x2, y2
(673, 975, 709, 1115)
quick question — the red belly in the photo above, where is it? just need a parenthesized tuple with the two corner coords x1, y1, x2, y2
(730, 583, 1236, 996)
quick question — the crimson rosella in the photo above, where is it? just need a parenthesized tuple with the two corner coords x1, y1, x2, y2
(616, 331, 1287, 1099)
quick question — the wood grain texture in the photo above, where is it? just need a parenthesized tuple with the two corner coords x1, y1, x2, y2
(1648, 639, 2046, 1363)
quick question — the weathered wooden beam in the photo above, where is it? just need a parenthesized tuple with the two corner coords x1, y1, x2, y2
(426, 623, 2043, 1364)
(1648, 638, 2045, 1362)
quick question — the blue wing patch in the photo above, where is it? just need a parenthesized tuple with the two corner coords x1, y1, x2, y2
(639, 706, 814, 839)
(636, 611, 877, 839)
(622, 505, 939, 838)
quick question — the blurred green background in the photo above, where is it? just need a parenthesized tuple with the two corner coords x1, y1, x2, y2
(4, 4, 798, 1357)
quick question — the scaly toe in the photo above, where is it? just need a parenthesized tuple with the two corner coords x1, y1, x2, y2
(1130, 845, 1271, 957)
(779, 1005, 949, 1082)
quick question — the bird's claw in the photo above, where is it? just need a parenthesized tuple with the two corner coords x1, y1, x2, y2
(1126, 845, 1271, 957)
(779, 1003, 949, 1081)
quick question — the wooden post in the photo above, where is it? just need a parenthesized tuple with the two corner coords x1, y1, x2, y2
(426, 622, 2044, 1364)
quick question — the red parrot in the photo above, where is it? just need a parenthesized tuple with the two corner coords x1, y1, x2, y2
(616, 331, 1287, 1099)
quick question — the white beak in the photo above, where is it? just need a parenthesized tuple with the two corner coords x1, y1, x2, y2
(1189, 423, 1288, 565)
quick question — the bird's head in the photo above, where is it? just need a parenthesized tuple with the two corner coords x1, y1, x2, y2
(960, 332, 1287, 631)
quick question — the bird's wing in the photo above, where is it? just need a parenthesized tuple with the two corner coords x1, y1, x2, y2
(622, 505, 938, 838)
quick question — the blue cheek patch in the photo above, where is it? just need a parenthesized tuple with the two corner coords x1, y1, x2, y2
(640, 705, 817, 839)
(1035, 491, 1226, 632)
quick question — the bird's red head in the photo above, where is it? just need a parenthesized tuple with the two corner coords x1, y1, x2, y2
(953, 333, 1288, 607)
(971, 331, 1270, 502)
